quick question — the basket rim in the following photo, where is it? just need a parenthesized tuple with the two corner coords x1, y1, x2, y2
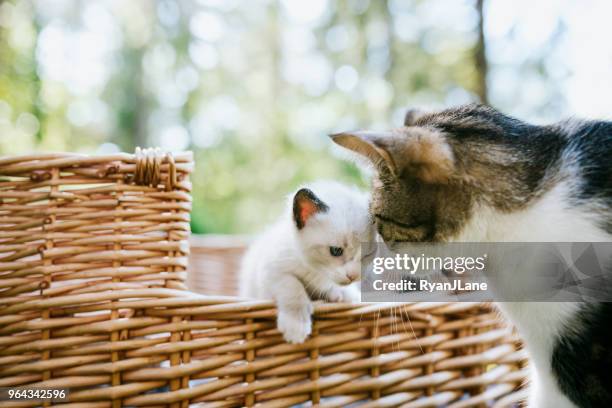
(0, 150, 194, 167)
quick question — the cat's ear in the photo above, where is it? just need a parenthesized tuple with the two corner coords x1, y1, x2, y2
(398, 128, 455, 183)
(403, 108, 426, 126)
(329, 131, 399, 176)
(331, 128, 455, 184)
(293, 188, 329, 230)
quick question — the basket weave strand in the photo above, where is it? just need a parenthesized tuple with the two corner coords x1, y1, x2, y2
(0, 150, 527, 407)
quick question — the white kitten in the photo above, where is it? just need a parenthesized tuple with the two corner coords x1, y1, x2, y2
(239, 180, 374, 343)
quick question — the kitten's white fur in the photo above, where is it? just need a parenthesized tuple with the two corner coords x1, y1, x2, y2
(455, 181, 611, 408)
(240, 181, 373, 343)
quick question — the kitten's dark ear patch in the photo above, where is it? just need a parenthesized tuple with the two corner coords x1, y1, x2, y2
(402, 129, 455, 183)
(293, 188, 329, 229)
(329, 131, 398, 176)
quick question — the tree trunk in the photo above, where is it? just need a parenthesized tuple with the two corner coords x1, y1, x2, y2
(474, 0, 489, 105)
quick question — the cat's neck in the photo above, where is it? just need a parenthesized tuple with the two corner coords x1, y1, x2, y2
(456, 181, 610, 243)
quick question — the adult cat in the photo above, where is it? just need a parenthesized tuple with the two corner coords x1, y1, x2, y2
(331, 104, 612, 408)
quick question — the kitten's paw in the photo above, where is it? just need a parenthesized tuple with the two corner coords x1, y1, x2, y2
(327, 285, 360, 303)
(277, 308, 312, 344)
(342, 285, 361, 303)
(326, 287, 345, 303)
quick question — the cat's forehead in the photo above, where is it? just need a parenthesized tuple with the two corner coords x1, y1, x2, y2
(369, 170, 474, 242)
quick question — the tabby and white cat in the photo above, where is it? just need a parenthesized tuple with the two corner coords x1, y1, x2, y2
(331, 104, 612, 408)
(239, 180, 373, 343)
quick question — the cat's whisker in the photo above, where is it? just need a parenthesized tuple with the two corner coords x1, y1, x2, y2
(391, 305, 402, 353)
(400, 305, 425, 356)
(393, 305, 401, 352)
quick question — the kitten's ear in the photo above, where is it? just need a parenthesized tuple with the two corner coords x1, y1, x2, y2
(329, 131, 398, 176)
(293, 188, 329, 230)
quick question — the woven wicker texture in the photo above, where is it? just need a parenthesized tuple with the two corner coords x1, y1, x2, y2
(0, 150, 527, 407)
(187, 237, 528, 408)
(187, 235, 249, 296)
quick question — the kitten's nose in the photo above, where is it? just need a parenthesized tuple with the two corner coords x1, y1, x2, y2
(346, 270, 360, 282)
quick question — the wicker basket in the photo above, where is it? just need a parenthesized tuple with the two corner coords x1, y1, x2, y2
(187, 237, 528, 408)
(0, 150, 528, 407)
(187, 235, 249, 296)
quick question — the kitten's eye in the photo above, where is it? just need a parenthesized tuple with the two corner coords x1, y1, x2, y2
(329, 246, 344, 257)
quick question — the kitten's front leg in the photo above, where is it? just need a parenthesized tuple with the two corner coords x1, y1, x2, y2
(273, 274, 314, 344)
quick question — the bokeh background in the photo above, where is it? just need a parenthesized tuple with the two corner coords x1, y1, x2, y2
(1, 0, 611, 233)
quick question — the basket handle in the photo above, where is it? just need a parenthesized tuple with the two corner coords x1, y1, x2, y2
(133, 147, 177, 190)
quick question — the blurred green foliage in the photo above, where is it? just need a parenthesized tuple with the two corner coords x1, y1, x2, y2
(1, 0, 582, 233)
